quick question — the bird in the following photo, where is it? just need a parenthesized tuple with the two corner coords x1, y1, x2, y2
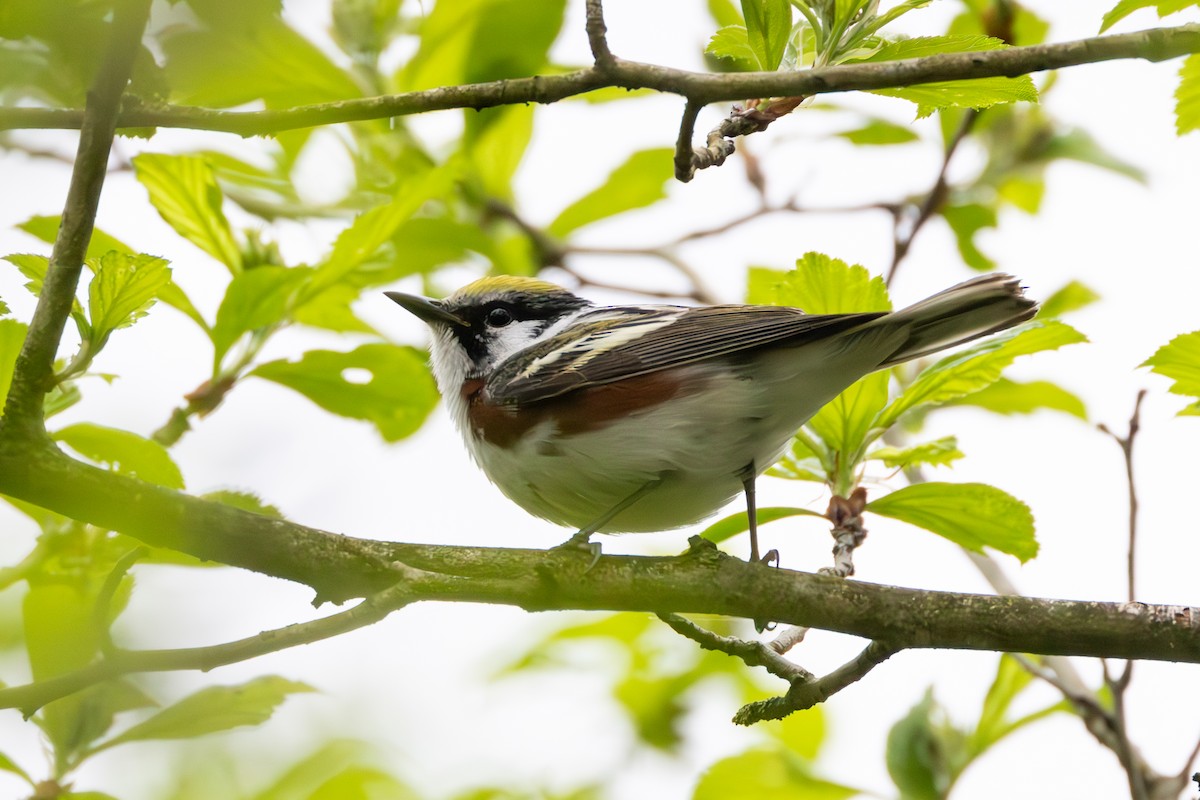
(386, 272, 1036, 562)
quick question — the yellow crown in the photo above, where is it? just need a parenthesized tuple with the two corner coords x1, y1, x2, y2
(450, 275, 569, 302)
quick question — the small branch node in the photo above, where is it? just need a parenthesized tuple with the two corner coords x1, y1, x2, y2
(821, 487, 868, 578)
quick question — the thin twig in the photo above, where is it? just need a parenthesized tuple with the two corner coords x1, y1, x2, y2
(1099, 389, 1147, 604)
(656, 612, 814, 683)
(886, 109, 979, 286)
(768, 625, 809, 654)
(733, 640, 899, 724)
(584, 0, 615, 69)
(8, 25, 1192, 138)
(820, 488, 868, 578)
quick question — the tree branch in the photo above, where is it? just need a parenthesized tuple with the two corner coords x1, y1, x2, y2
(0, 444, 1198, 665)
(3, 25, 1197, 137)
(0, 0, 153, 438)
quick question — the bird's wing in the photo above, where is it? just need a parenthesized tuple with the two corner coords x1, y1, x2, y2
(486, 305, 887, 405)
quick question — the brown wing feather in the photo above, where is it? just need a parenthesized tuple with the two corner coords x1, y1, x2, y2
(486, 305, 886, 405)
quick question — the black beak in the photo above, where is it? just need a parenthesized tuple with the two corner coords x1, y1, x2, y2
(385, 291, 469, 328)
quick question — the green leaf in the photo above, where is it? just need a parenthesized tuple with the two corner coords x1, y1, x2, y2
(941, 203, 997, 271)
(971, 654, 1032, 751)
(292, 284, 378, 335)
(808, 372, 890, 455)
(252, 344, 439, 442)
(835, 118, 920, 145)
(468, 105, 534, 200)
(18, 215, 132, 260)
(765, 707, 827, 760)
(869, 436, 964, 469)
(96, 676, 314, 751)
(0, 750, 33, 785)
(547, 148, 675, 238)
(948, 378, 1087, 420)
(749, 253, 892, 312)
(1099, 0, 1198, 32)
(1041, 128, 1147, 182)
(211, 266, 311, 364)
(1038, 280, 1100, 318)
(309, 766, 417, 800)
(865, 36, 1038, 117)
(3, 255, 87, 324)
(87, 252, 171, 345)
(1177, 53, 1200, 136)
(707, 25, 759, 68)
(307, 163, 458, 297)
(886, 689, 967, 800)
(0, 319, 28, 411)
(54, 423, 184, 489)
(741, 0, 791, 70)
(0, 297, 8, 317)
(701, 506, 824, 544)
(866, 482, 1038, 561)
(1142, 330, 1200, 414)
(134, 153, 242, 272)
(203, 489, 285, 519)
(251, 740, 371, 800)
(694, 749, 858, 800)
(878, 320, 1087, 427)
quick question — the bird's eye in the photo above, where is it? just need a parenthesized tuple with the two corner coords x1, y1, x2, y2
(485, 307, 514, 328)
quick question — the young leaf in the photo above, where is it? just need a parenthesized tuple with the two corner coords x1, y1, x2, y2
(701, 506, 824, 544)
(807, 372, 890, 455)
(707, 25, 759, 69)
(1177, 53, 1200, 136)
(877, 320, 1087, 427)
(0, 319, 28, 410)
(1037, 280, 1100, 318)
(866, 482, 1038, 561)
(0, 297, 8, 317)
(947, 378, 1087, 420)
(251, 740, 371, 800)
(971, 654, 1033, 751)
(134, 154, 242, 272)
(695, 748, 859, 800)
(211, 266, 312, 365)
(94, 677, 314, 751)
(741, 0, 792, 70)
(252, 344, 439, 441)
(547, 148, 675, 238)
(306, 163, 458, 297)
(886, 689, 968, 800)
(751, 252, 892, 313)
(4, 255, 86, 322)
(468, 104, 534, 201)
(18, 215, 133, 259)
(869, 436, 964, 469)
(1142, 330, 1200, 415)
(1099, 0, 1198, 33)
(53, 423, 185, 489)
(863, 36, 1038, 117)
(0, 751, 32, 785)
(87, 252, 171, 345)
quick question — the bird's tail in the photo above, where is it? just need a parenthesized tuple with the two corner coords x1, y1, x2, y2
(878, 273, 1038, 368)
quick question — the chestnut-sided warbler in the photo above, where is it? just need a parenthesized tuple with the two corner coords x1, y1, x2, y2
(387, 273, 1035, 560)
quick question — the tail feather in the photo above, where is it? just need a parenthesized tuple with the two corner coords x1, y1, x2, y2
(878, 273, 1038, 368)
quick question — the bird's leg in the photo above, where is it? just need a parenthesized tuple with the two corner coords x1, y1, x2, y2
(739, 463, 761, 563)
(556, 478, 663, 567)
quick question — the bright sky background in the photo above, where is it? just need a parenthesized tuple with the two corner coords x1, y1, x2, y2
(1, 1, 1200, 798)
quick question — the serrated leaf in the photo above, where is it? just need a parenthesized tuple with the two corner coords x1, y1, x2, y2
(1099, 0, 1198, 33)
(53, 423, 184, 489)
(1177, 53, 1200, 135)
(741, 0, 791, 70)
(864, 36, 1038, 116)
(869, 436, 964, 469)
(867, 482, 1038, 560)
(0, 319, 28, 411)
(307, 164, 458, 297)
(1143, 330, 1200, 413)
(749, 253, 892, 312)
(212, 266, 311, 364)
(1038, 280, 1100, 318)
(707, 25, 759, 68)
(878, 320, 1086, 427)
(701, 506, 824, 544)
(96, 677, 314, 751)
(941, 203, 997, 271)
(87, 252, 171, 345)
(252, 344, 438, 442)
(134, 154, 242, 272)
(948, 378, 1087, 420)
(695, 749, 859, 800)
(547, 148, 675, 238)
(835, 118, 920, 145)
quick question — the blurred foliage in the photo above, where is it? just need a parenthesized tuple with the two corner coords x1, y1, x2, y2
(0, 0, 1196, 798)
